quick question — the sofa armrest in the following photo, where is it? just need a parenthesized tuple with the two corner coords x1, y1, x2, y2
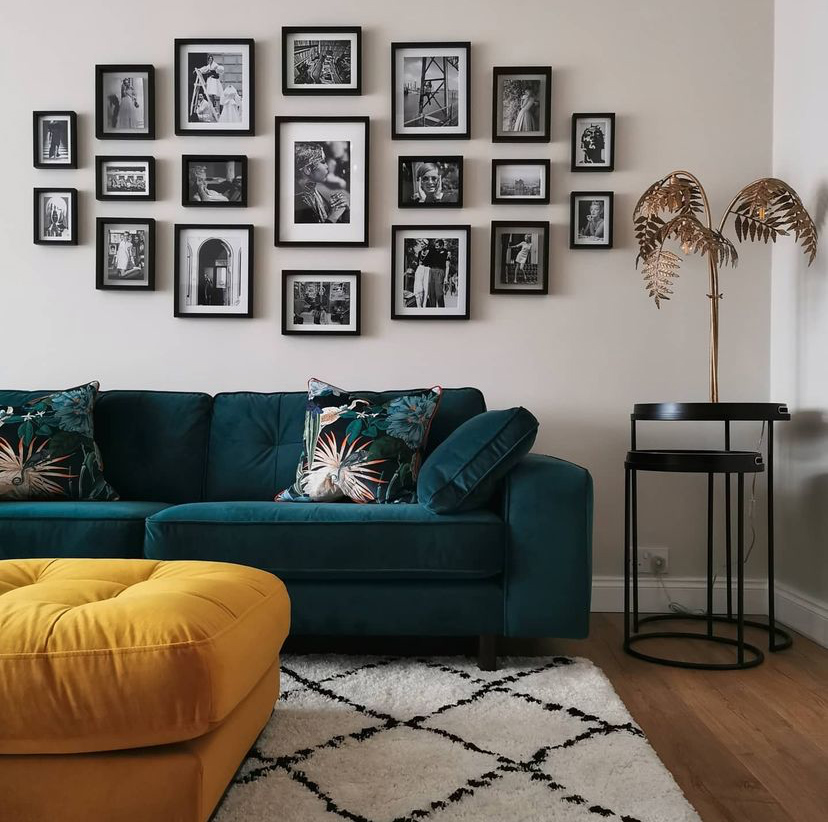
(501, 454, 593, 638)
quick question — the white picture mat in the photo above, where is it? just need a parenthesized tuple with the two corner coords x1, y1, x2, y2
(285, 32, 358, 90)
(574, 117, 613, 166)
(177, 227, 250, 313)
(103, 223, 150, 286)
(38, 191, 73, 240)
(495, 164, 547, 198)
(101, 161, 150, 195)
(38, 116, 72, 163)
(285, 272, 358, 332)
(496, 73, 547, 137)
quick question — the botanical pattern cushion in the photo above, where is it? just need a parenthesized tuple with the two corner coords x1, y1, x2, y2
(276, 378, 442, 504)
(0, 382, 118, 501)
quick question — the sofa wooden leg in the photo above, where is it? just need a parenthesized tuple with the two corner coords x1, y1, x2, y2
(478, 634, 498, 671)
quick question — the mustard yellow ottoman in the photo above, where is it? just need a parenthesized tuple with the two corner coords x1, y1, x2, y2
(0, 559, 290, 822)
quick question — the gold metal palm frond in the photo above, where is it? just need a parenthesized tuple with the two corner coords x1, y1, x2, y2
(660, 214, 738, 268)
(642, 249, 681, 308)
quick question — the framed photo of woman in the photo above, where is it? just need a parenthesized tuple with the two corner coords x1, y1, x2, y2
(33, 188, 78, 245)
(570, 191, 614, 249)
(492, 67, 551, 143)
(33, 111, 77, 168)
(398, 156, 463, 208)
(182, 155, 247, 207)
(572, 113, 615, 171)
(96, 218, 155, 290)
(95, 65, 155, 140)
(490, 221, 549, 294)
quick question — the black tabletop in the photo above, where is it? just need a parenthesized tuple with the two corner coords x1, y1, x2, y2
(632, 403, 790, 422)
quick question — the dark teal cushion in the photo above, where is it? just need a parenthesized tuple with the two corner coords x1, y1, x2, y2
(418, 407, 539, 513)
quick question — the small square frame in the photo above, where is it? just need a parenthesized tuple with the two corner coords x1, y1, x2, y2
(571, 112, 616, 172)
(182, 155, 248, 207)
(492, 66, 551, 143)
(95, 156, 156, 201)
(570, 191, 614, 249)
(96, 217, 156, 291)
(490, 220, 550, 294)
(33, 188, 78, 245)
(282, 27, 362, 95)
(95, 64, 156, 140)
(491, 159, 550, 205)
(398, 155, 464, 208)
(33, 111, 77, 169)
(282, 270, 361, 335)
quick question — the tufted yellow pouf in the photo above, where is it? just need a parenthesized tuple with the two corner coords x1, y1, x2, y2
(0, 558, 291, 822)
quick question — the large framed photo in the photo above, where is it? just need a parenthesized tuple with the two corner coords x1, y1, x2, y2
(182, 155, 247, 207)
(571, 191, 614, 249)
(95, 65, 155, 139)
(572, 113, 615, 171)
(96, 218, 155, 290)
(275, 116, 369, 247)
(282, 27, 361, 95)
(282, 270, 360, 336)
(175, 39, 254, 135)
(391, 42, 471, 140)
(491, 159, 549, 205)
(492, 66, 551, 143)
(174, 224, 254, 318)
(33, 188, 77, 245)
(398, 156, 463, 208)
(490, 221, 549, 295)
(391, 225, 471, 320)
(96, 156, 155, 201)
(33, 111, 77, 169)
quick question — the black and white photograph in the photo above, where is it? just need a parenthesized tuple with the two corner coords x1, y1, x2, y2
(491, 159, 550, 204)
(282, 270, 361, 335)
(398, 156, 463, 208)
(95, 65, 155, 139)
(490, 221, 549, 294)
(33, 111, 77, 169)
(96, 156, 155, 201)
(571, 191, 614, 249)
(391, 225, 470, 319)
(572, 113, 616, 171)
(282, 27, 361, 95)
(96, 218, 155, 290)
(492, 67, 551, 143)
(182, 156, 247, 207)
(175, 39, 254, 135)
(174, 225, 253, 318)
(33, 188, 77, 245)
(392, 42, 471, 139)
(276, 116, 369, 246)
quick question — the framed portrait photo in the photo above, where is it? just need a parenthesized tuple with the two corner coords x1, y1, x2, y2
(33, 188, 77, 245)
(282, 270, 361, 336)
(182, 155, 247, 207)
(282, 27, 361, 95)
(570, 191, 614, 249)
(391, 42, 471, 139)
(398, 156, 463, 208)
(492, 66, 551, 143)
(174, 224, 254, 318)
(96, 218, 155, 291)
(572, 113, 615, 171)
(95, 65, 155, 140)
(490, 221, 549, 295)
(491, 159, 550, 205)
(175, 39, 255, 135)
(96, 156, 155, 201)
(275, 116, 369, 247)
(33, 111, 77, 169)
(391, 225, 471, 320)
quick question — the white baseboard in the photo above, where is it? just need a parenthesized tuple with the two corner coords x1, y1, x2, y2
(775, 582, 828, 647)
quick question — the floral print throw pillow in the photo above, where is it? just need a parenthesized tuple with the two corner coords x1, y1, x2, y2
(0, 382, 118, 501)
(276, 378, 442, 504)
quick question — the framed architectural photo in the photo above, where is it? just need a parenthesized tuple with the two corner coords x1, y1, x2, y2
(33, 111, 77, 169)
(391, 42, 471, 139)
(174, 224, 254, 318)
(492, 67, 551, 143)
(33, 188, 77, 245)
(182, 155, 247, 207)
(282, 27, 361, 95)
(570, 191, 614, 249)
(95, 65, 155, 140)
(398, 156, 463, 208)
(282, 270, 361, 335)
(490, 221, 549, 294)
(95, 156, 155, 201)
(491, 159, 550, 205)
(96, 218, 155, 290)
(175, 39, 254, 135)
(275, 116, 369, 247)
(572, 113, 615, 171)
(391, 225, 471, 320)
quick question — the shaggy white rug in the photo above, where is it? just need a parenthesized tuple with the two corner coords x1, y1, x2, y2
(215, 656, 700, 822)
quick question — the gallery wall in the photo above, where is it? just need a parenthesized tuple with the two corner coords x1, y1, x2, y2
(2, 0, 776, 585)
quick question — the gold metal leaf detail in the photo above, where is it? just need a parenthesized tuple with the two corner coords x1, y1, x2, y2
(642, 249, 682, 308)
(660, 215, 739, 268)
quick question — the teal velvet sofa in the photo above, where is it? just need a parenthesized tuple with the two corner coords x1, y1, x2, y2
(0, 388, 593, 665)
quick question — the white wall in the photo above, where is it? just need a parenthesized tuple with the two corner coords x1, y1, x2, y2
(1, 0, 776, 580)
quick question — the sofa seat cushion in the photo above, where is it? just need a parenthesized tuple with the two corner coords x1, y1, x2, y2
(0, 558, 290, 755)
(0, 501, 171, 559)
(145, 502, 505, 580)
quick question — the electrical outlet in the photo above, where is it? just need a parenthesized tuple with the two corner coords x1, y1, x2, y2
(636, 548, 669, 575)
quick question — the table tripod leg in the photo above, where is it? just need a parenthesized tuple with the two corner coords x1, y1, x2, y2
(707, 473, 714, 637)
(725, 421, 733, 619)
(632, 469, 639, 633)
(624, 467, 631, 645)
(737, 473, 745, 666)
(768, 422, 778, 651)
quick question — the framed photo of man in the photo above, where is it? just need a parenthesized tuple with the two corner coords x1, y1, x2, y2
(490, 221, 549, 294)
(282, 270, 361, 335)
(182, 155, 248, 207)
(96, 218, 155, 290)
(492, 67, 551, 143)
(95, 65, 155, 140)
(491, 159, 550, 205)
(572, 113, 615, 171)
(33, 188, 78, 245)
(282, 27, 361, 95)
(96, 156, 155, 201)
(33, 111, 77, 169)
(398, 156, 463, 208)
(570, 191, 614, 249)
(275, 116, 369, 247)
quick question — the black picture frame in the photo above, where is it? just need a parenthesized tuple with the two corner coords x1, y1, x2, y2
(33, 188, 78, 245)
(174, 39, 256, 136)
(181, 155, 248, 207)
(281, 27, 362, 96)
(570, 191, 614, 249)
(491, 66, 551, 143)
(95, 65, 155, 140)
(95, 156, 156, 201)
(33, 111, 77, 169)
(96, 217, 156, 291)
(571, 112, 616, 172)
(490, 220, 549, 295)
(281, 270, 361, 336)
(490, 159, 550, 205)
(398, 155, 464, 209)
